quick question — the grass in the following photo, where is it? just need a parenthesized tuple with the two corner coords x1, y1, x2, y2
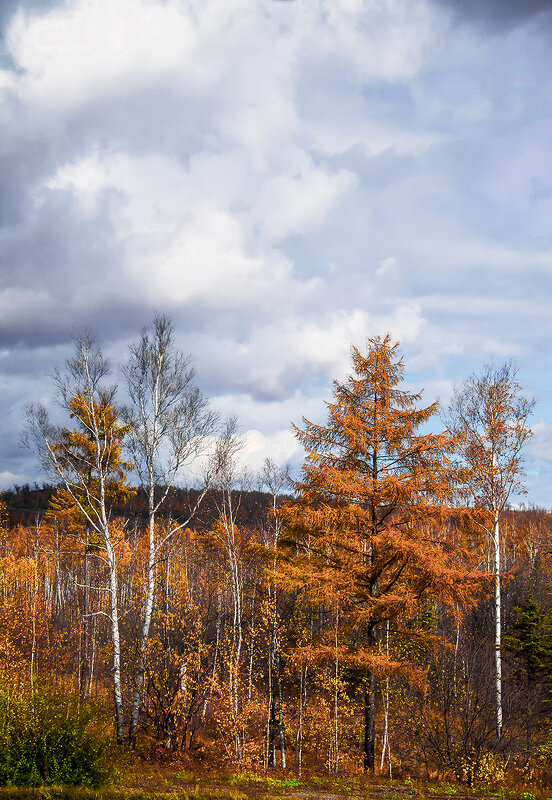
(1, 764, 551, 800)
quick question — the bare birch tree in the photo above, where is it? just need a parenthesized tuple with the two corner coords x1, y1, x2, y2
(447, 362, 534, 740)
(259, 458, 289, 770)
(123, 313, 219, 747)
(209, 419, 246, 760)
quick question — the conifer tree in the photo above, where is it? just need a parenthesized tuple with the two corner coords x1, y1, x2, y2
(282, 335, 480, 772)
(506, 594, 552, 684)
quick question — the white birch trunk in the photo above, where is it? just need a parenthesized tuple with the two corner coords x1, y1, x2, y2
(106, 538, 124, 744)
(494, 509, 503, 739)
(129, 481, 156, 747)
(88, 615, 97, 699)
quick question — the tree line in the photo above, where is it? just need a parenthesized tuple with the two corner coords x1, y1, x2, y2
(1, 317, 551, 784)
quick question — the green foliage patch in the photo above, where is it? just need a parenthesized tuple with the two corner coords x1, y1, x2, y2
(0, 687, 110, 787)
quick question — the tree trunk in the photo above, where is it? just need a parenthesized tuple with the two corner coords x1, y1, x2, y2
(380, 619, 391, 777)
(129, 492, 156, 748)
(226, 524, 243, 761)
(267, 619, 275, 768)
(106, 540, 124, 745)
(295, 665, 306, 776)
(277, 650, 286, 769)
(88, 615, 97, 698)
(494, 510, 503, 739)
(80, 540, 91, 699)
(364, 670, 376, 772)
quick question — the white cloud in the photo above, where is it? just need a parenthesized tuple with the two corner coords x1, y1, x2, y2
(298, 0, 438, 84)
(238, 428, 301, 474)
(253, 161, 357, 243)
(41, 131, 356, 314)
(188, 302, 430, 406)
(0, 471, 26, 490)
(6, 0, 198, 109)
(2, 0, 552, 505)
(529, 419, 552, 462)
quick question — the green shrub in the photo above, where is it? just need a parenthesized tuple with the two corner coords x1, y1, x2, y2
(0, 687, 109, 787)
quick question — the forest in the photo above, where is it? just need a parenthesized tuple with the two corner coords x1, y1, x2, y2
(1, 317, 551, 790)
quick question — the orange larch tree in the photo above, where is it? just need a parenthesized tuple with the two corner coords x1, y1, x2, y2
(281, 335, 482, 772)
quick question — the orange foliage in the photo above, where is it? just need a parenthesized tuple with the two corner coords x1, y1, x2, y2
(283, 336, 483, 645)
(280, 335, 486, 771)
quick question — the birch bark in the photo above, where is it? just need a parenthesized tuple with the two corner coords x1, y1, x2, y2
(124, 314, 218, 748)
(24, 335, 132, 743)
(446, 362, 534, 741)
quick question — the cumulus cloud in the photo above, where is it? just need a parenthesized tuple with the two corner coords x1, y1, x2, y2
(238, 428, 301, 475)
(1, 0, 552, 503)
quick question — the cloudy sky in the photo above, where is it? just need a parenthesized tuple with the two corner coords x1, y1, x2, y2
(1, 0, 552, 504)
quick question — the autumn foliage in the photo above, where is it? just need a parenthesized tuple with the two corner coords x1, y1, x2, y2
(280, 336, 486, 770)
(1, 330, 551, 787)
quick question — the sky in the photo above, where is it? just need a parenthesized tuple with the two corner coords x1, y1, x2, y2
(1, 0, 552, 505)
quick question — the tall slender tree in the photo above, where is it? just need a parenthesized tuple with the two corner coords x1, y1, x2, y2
(24, 335, 132, 744)
(282, 335, 480, 772)
(259, 458, 289, 769)
(207, 418, 247, 760)
(447, 362, 534, 740)
(123, 313, 219, 747)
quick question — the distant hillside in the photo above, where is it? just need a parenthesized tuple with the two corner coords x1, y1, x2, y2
(0, 483, 290, 529)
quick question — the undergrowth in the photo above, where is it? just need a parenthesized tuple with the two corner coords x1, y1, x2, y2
(0, 686, 110, 787)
